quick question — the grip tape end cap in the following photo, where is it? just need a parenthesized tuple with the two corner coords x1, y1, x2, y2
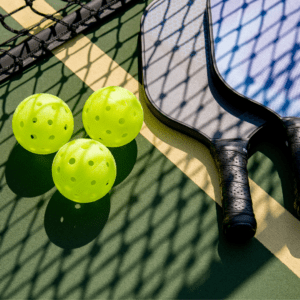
(223, 216, 256, 243)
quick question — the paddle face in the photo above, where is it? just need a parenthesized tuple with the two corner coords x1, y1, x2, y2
(141, 0, 263, 143)
(209, 0, 300, 118)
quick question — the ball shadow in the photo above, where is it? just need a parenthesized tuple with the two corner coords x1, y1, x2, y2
(5, 143, 55, 197)
(44, 190, 110, 249)
(109, 139, 138, 186)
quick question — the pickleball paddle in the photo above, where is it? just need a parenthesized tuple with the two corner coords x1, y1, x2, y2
(207, 0, 300, 216)
(141, 0, 271, 241)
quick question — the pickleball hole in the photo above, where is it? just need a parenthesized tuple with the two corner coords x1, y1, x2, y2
(99, 147, 103, 151)
(20, 121, 24, 127)
(106, 181, 109, 185)
(64, 125, 68, 130)
(71, 177, 76, 182)
(106, 106, 111, 111)
(69, 158, 76, 164)
(119, 118, 125, 124)
(49, 135, 55, 140)
(122, 133, 128, 138)
(133, 111, 137, 116)
(86, 108, 89, 113)
(48, 120, 53, 125)
(65, 108, 68, 113)
(75, 204, 81, 209)
(57, 167, 60, 173)
(91, 180, 96, 185)
(88, 160, 94, 166)
(106, 162, 109, 167)
(106, 130, 111, 134)
(32, 118, 37, 123)
(31, 134, 37, 139)
(37, 102, 42, 106)
(52, 105, 57, 110)
(81, 144, 89, 149)
(95, 116, 100, 121)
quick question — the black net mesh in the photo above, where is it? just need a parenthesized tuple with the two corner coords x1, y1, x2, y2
(0, 0, 134, 83)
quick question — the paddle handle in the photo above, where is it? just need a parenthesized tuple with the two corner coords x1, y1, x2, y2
(283, 118, 300, 216)
(211, 140, 257, 242)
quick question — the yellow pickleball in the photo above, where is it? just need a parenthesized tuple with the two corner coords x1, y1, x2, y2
(52, 139, 117, 203)
(82, 86, 144, 147)
(12, 93, 74, 154)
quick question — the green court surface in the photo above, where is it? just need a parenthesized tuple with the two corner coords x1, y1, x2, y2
(0, 1, 300, 299)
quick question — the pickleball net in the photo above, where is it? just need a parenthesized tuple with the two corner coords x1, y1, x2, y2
(0, 0, 135, 83)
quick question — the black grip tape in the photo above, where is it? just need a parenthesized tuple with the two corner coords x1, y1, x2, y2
(211, 140, 256, 241)
(283, 118, 300, 216)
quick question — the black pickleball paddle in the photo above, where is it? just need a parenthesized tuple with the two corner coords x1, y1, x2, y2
(207, 0, 300, 216)
(141, 0, 272, 241)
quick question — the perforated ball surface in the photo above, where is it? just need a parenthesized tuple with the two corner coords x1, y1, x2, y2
(52, 138, 117, 203)
(82, 86, 144, 147)
(12, 93, 74, 155)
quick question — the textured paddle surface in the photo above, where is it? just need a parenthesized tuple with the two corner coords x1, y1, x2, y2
(142, 0, 261, 141)
(210, 0, 300, 117)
